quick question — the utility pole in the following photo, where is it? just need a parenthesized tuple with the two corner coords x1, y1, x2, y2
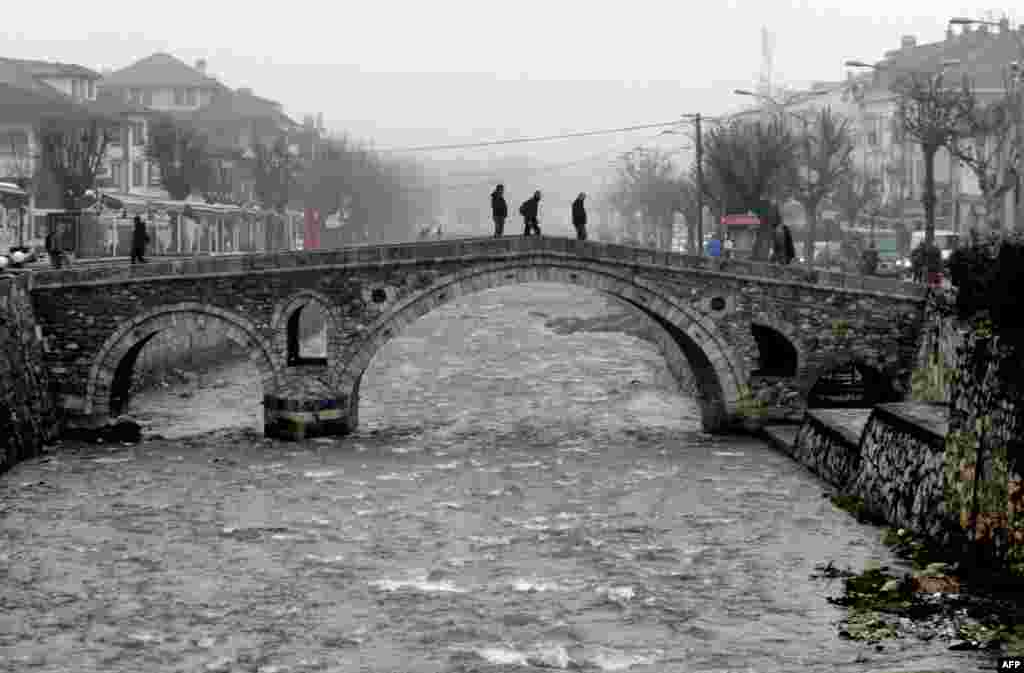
(695, 113, 704, 254)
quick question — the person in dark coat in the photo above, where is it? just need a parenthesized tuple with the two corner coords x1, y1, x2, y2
(131, 216, 150, 264)
(519, 190, 542, 236)
(491, 184, 508, 237)
(45, 224, 63, 268)
(571, 192, 587, 241)
(782, 224, 796, 265)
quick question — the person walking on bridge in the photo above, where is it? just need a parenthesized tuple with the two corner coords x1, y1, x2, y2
(131, 216, 150, 264)
(571, 192, 587, 241)
(491, 184, 508, 237)
(519, 190, 542, 237)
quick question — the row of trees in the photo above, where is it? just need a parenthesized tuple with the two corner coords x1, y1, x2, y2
(608, 109, 862, 262)
(608, 66, 1023, 268)
(23, 112, 438, 244)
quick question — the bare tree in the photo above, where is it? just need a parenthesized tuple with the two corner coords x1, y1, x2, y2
(36, 116, 114, 210)
(252, 135, 299, 212)
(700, 118, 796, 259)
(301, 135, 438, 244)
(949, 71, 1022, 231)
(892, 71, 972, 269)
(608, 149, 686, 249)
(146, 116, 214, 201)
(786, 107, 854, 266)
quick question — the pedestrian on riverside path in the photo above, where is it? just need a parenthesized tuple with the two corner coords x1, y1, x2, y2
(45, 224, 63, 269)
(571, 192, 587, 241)
(491, 184, 508, 237)
(519, 190, 542, 236)
(131, 216, 150, 264)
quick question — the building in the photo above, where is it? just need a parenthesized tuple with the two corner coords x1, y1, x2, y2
(99, 53, 225, 115)
(846, 21, 1024, 232)
(190, 86, 301, 204)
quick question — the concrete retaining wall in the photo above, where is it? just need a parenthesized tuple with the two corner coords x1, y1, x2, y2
(0, 273, 58, 473)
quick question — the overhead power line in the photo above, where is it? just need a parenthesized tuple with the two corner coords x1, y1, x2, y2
(375, 120, 687, 153)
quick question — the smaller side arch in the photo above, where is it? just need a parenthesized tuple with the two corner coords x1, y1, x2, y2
(270, 290, 339, 368)
(802, 350, 902, 409)
(750, 315, 804, 378)
(84, 303, 279, 418)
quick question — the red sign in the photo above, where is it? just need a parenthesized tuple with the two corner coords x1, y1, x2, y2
(721, 214, 761, 227)
(304, 208, 321, 250)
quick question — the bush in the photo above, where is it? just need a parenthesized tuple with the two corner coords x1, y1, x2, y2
(947, 231, 1024, 334)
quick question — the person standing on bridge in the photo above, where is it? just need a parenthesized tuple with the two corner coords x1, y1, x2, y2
(519, 190, 542, 237)
(571, 193, 587, 241)
(491, 184, 508, 237)
(131, 216, 150, 264)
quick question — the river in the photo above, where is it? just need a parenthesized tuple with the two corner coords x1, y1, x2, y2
(0, 284, 990, 672)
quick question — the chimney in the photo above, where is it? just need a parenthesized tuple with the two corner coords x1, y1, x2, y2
(999, 17, 1010, 33)
(237, 87, 253, 96)
(900, 35, 917, 49)
(946, 26, 955, 41)
(195, 58, 207, 74)
(978, 23, 989, 35)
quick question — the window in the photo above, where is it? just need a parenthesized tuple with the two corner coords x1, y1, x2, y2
(186, 88, 197, 106)
(128, 88, 141, 104)
(110, 161, 122, 188)
(87, 80, 95, 100)
(174, 88, 186, 105)
(71, 79, 81, 100)
(148, 162, 162, 187)
(132, 161, 143, 188)
(108, 125, 121, 146)
(132, 122, 145, 146)
(142, 90, 152, 106)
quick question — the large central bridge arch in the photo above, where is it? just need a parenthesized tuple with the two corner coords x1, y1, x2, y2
(337, 259, 747, 434)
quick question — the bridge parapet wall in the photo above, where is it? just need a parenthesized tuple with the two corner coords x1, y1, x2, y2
(26, 237, 927, 299)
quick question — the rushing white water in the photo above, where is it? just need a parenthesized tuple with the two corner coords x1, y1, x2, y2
(0, 284, 991, 672)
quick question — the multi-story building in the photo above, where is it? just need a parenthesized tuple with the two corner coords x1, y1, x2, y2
(846, 21, 1024, 231)
(99, 53, 306, 205)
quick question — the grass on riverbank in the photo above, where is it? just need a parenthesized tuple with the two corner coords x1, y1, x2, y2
(823, 493, 1024, 652)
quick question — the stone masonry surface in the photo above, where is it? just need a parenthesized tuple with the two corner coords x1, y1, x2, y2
(0, 274, 58, 473)
(788, 409, 871, 489)
(852, 403, 951, 542)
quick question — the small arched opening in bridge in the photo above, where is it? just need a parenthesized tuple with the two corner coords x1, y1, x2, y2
(749, 322, 800, 378)
(85, 304, 278, 432)
(272, 292, 333, 368)
(806, 358, 900, 409)
(337, 264, 747, 435)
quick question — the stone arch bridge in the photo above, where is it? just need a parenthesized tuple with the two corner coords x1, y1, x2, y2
(25, 236, 928, 439)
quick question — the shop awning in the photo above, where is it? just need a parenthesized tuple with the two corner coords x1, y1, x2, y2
(0, 181, 27, 197)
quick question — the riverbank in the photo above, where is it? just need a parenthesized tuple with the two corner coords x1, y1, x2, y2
(763, 419, 1024, 657)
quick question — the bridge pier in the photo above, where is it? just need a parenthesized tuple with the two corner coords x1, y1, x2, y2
(263, 395, 354, 441)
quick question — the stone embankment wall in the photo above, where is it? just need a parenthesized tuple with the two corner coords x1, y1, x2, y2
(944, 329, 1024, 569)
(788, 409, 867, 488)
(0, 273, 58, 473)
(781, 402, 955, 541)
(780, 289, 1024, 571)
(852, 403, 952, 542)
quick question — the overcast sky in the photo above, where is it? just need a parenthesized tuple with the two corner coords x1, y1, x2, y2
(4, 1, 1020, 169)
